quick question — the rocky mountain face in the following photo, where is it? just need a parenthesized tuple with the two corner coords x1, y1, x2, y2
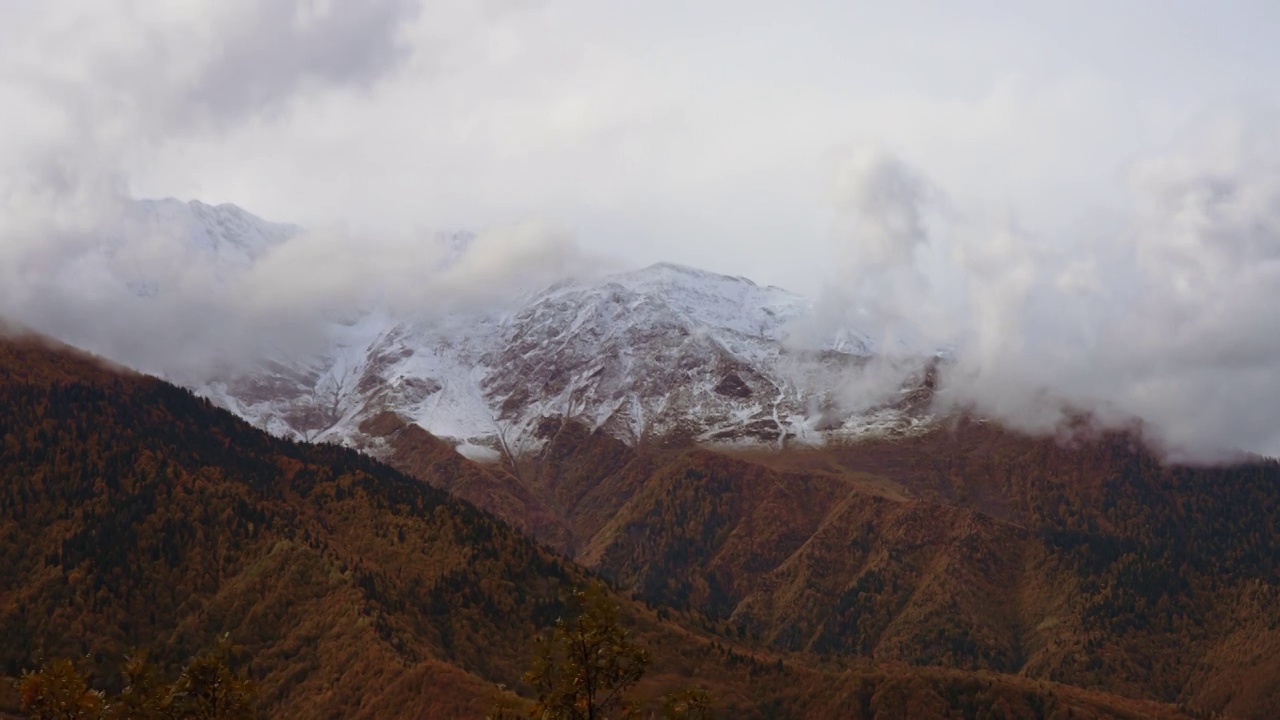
(101, 202, 939, 461)
(47, 198, 939, 461)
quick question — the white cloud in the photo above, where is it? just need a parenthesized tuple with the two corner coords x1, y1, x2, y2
(5, 1, 1280, 458)
(813, 113, 1280, 460)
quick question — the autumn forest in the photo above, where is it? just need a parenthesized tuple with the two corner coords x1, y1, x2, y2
(3, 333, 1279, 718)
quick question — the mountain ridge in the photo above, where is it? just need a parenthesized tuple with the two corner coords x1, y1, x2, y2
(0, 329, 1202, 719)
(109, 198, 930, 460)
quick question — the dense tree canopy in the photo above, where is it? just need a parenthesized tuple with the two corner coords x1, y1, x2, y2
(20, 638, 255, 719)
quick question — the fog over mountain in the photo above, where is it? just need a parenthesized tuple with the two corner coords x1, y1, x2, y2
(4, 1, 1280, 459)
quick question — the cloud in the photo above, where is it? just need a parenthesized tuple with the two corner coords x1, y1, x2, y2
(810, 113, 1280, 460)
(5, 1, 419, 133)
(180, 0, 419, 128)
(0, 0, 425, 299)
(234, 217, 605, 322)
(0, 0, 602, 380)
(830, 149, 935, 272)
(0, 192, 605, 382)
(6, 1, 1280, 461)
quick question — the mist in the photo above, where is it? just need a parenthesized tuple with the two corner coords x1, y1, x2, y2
(0, 0, 602, 381)
(5, 2, 1280, 461)
(816, 117, 1280, 460)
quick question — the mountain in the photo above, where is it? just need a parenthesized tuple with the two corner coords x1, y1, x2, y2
(348, 402, 1280, 718)
(69, 200, 925, 460)
(8, 196, 938, 569)
(16, 198, 1279, 717)
(0, 331, 582, 717)
(37, 198, 934, 460)
(101, 198, 301, 295)
(199, 260, 931, 459)
(489, 417, 1280, 719)
(0, 331, 1195, 720)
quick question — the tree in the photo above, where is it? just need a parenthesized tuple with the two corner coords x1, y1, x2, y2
(108, 652, 166, 720)
(660, 687, 713, 720)
(525, 582, 651, 720)
(18, 658, 105, 720)
(492, 582, 715, 720)
(163, 636, 256, 720)
(18, 638, 256, 720)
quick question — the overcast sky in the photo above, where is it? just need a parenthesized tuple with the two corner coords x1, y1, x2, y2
(5, 1, 1280, 459)
(0, 1, 1273, 288)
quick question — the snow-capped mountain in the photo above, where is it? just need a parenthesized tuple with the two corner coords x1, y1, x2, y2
(101, 199, 301, 294)
(199, 276, 933, 461)
(94, 200, 937, 459)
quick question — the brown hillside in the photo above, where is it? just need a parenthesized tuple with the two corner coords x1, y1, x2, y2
(0, 332, 1199, 719)
(375, 412, 1280, 719)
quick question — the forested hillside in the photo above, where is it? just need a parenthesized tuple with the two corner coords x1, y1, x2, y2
(0, 333, 1206, 718)
(380, 412, 1280, 719)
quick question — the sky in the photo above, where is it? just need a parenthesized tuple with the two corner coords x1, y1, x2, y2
(4, 0, 1280, 458)
(4, 0, 1275, 287)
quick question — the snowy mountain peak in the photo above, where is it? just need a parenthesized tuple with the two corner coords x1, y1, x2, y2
(581, 262, 809, 344)
(603, 262, 767, 296)
(97, 198, 301, 298)
(203, 266, 926, 459)
(123, 198, 300, 262)
(127, 201, 935, 459)
(616, 261, 756, 285)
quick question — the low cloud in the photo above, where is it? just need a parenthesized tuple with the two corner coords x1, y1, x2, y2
(811, 114, 1280, 460)
(0, 0, 598, 381)
(6, 2, 1280, 463)
(0, 198, 599, 383)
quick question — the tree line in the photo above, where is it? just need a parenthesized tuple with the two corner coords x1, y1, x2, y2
(16, 583, 714, 720)
(17, 636, 254, 720)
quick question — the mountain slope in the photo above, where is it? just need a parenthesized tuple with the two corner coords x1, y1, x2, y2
(36, 197, 935, 470)
(0, 332, 1197, 720)
(0, 333, 578, 717)
(489, 417, 1280, 718)
(202, 260, 925, 459)
(84, 200, 927, 457)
